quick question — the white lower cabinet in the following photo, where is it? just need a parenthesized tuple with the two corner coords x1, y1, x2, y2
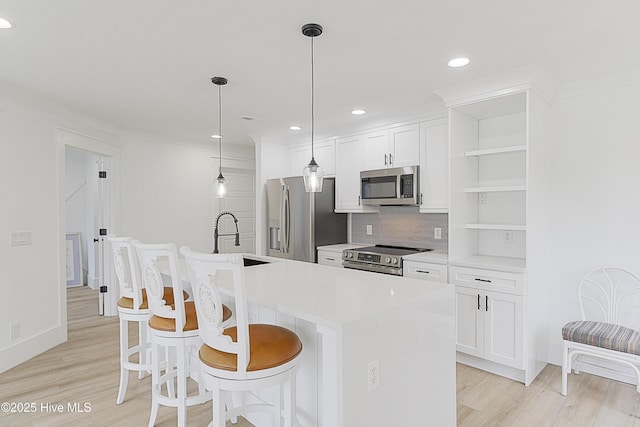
(452, 266, 524, 370)
(317, 250, 343, 268)
(403, 260, 447, 283)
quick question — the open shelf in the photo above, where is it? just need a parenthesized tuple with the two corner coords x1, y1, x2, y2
(464, 145, 526, 157)
(449, 255, 526, 273)
(465, 223, 526, 231)
(465, 186, 526, 193)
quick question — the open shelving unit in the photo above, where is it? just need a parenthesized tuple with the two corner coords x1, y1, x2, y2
(441, 72, 554, 385)
(449, 91, 529, 270)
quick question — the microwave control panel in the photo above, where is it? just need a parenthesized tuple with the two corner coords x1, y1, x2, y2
(401, 174, 414, 198)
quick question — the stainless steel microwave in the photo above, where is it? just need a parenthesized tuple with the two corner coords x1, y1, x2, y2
(360, 166, 419, 206)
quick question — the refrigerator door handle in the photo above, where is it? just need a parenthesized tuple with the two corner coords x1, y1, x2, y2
(281, 185, 291, 253)
(279, 185, 286, 253)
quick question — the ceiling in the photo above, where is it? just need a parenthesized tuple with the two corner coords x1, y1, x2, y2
(1, 0, 639, 146)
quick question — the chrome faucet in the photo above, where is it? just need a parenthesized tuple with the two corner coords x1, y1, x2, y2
(213, 211, 240, 254)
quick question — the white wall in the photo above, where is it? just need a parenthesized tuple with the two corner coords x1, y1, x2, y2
(0, 95, 104, 372)
(119, 135, 255, 253)
(547, 71, 640, 365)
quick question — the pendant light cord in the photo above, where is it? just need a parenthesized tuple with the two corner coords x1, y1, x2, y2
(310, 35, 315, 161)
(218, 83, 223, 172)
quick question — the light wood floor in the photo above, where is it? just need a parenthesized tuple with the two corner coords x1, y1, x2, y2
(1, 286, 640, 426)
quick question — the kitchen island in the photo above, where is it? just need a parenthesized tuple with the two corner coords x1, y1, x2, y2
(213, 255, 456, 427)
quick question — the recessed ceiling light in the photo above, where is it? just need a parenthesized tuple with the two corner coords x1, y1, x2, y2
(289, 125, 302, 131)
(211, 134, 222, 139)
(0, 18, 12, 29)
(351, 109, 366, 115)
(448, 57, 470, 68)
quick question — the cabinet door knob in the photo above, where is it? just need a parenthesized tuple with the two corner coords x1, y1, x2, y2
(384, 154, 388, 165)
(477, 294, 481, 310)
(389, 153, 393, 165)
(486, 295, 489, 311)
(474, 278, 492, 283)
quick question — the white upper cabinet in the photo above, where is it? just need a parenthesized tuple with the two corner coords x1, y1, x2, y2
(362, 124, 420, 170)
(389, 124, 420, 168)
(335, 134, 378, 213)
(288, 139, 336, 177)
(335, 135, 364, 212)
(419, 119, 448, 213)
(362, 130, 390, 170)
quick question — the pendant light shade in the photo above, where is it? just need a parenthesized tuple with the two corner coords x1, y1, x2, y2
(212, 76, 228, 198)
(302, 23, 324, 193)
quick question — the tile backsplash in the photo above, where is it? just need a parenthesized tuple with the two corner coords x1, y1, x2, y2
(351, 207, 448, 251)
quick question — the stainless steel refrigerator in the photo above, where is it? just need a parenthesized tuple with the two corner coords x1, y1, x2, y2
(266, 177, 347, 262)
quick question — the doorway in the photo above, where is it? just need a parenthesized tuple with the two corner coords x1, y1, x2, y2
(57, 127, 120, 317)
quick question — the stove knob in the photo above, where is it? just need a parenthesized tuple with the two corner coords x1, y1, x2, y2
(391, 258, 398, 264)
(347, 252, 353, 259)
(385, 256, 391, 263)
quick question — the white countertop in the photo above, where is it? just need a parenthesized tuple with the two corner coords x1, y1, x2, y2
(402, 250, 448, 265)
(317, 243, 449, 265)
(316, 243, 368, 252)
(448, 255, 526, 273)
(220, 256, 450, 329)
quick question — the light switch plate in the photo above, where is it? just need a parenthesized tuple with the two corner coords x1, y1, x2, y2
(11, 231, 32, 246)
(366, 225, 373, 236)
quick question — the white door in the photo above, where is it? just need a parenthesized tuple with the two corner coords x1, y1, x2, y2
(362, 130, 389, 170)
(335, 135, 364, 211)
(484, 291, 524, 368)
(455, 286, 484, 358)
(419, 120, 448, 212)
(389, 124, 420, 168)
(92, 157, 111, 315)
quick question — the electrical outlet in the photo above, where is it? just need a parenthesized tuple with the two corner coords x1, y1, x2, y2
(366, 224, 373, 236)
(434, 227, 442, 240)
(10, 322, 20, 340)
(503, 231, 513, 244)
(368, 359, 380, 392)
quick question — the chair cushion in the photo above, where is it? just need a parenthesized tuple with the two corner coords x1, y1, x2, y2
(117, 288, 189, 310)
(149, 301, 199, 332)
(148, 302, 232, 332)
(562, 320, 640, 355)
(199, 324, 303, 372)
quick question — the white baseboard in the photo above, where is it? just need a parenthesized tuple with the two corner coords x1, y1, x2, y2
(86, 274, 99, 290)
(457, 352, 526, 384)
(0, 325, 66, 374)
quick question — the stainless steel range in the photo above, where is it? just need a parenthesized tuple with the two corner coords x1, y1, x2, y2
(342, 245, 432, 276)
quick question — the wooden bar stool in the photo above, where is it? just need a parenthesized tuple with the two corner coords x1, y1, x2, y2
(134, 241, 230, 427)
(181, 247, 303, 427)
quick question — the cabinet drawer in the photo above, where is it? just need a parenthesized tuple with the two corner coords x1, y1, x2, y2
(403, 261, 447, 283)
(449, 266, 524, 295)
(317, 251, 343, 268)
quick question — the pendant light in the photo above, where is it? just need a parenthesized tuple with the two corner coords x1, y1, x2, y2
(302, 23, 324, 192)
(212, 76, 228, 198)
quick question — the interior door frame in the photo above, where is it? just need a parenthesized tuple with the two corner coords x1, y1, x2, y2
(57, 127, 121, 317)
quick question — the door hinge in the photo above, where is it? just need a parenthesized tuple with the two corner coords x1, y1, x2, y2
(98, 171, 107, 179)
(99, 228, 107, 236)
(99, 286, 108, 293)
